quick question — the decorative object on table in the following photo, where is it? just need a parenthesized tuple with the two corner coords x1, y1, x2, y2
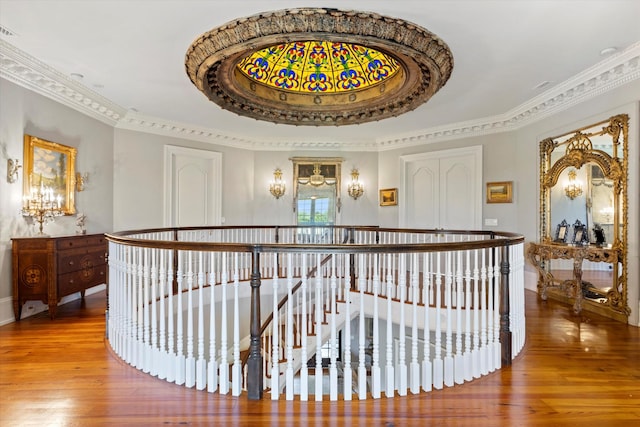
(593, 223, 606, 246)
(379, 188, 397, 206)
(572, 219, 589, 245)
(23, 134, 76, 215)
(486, 181, 513, 203)
(76, 212, 87, 235)
(554, 219, 569, 243)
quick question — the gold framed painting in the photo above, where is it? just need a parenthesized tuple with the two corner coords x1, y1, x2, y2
(486, 181, 513, 204)
(379, 188, 398, 206)
(23, 134, 77, 215)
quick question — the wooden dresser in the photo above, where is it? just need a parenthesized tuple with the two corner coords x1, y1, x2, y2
(12, 233, 108, 320)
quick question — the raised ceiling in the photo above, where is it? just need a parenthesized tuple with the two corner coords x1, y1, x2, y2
(0, 1, 639, 149)
(185, 8, 453, 126)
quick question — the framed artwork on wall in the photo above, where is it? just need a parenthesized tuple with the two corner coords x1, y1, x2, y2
(486, 181, 513, 203)
(380, 188, 397, 206)
(23, 134, 77, 215)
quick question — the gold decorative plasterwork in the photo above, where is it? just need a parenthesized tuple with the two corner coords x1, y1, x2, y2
(184, 8, 453, 126)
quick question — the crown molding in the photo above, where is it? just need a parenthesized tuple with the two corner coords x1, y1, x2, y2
(1, 39, 639, 151)
(0, 39, 126, 126)
(377, 41, 640, 150)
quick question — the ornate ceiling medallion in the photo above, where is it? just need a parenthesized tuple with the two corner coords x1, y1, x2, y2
(185, 8, 453, 126)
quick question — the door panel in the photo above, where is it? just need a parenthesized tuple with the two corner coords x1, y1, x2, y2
(164, 146, 222, 227)
(401, 146, 482, 230)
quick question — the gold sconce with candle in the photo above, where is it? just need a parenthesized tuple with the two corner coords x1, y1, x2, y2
(269, 168, 286, 199)
(347, 168, 364, 200)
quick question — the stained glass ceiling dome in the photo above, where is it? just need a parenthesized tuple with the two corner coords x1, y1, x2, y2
(236, 42, 401, 95)
(185, 8, 453, 126)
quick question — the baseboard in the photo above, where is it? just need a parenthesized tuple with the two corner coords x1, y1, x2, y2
(0, 284, 106, 326)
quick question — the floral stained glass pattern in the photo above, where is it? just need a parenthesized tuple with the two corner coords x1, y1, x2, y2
(237, 41, 399, 94)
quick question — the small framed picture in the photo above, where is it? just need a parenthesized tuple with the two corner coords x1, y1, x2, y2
(379, 188, 397, 206)
(555, 219, 569, 243)
(486, 181, 513, 203)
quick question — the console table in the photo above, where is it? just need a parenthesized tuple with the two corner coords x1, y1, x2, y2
(527, 242, 618, 314)
(12, 233, 108, 320)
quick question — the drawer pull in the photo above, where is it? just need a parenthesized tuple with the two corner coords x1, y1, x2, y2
(68, 261, 74, 266)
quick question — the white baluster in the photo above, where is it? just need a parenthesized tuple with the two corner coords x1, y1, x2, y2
(329, 256, 338, 401)
(299, 254, 309, 402)
(285, 254, 295, 400)
(472, 249, 480, 379)
(454, 250, 464, 385)
(157, 249, 167, 380)
(232, 253, 242, 396)
(433, 251, 443, 390)
(371, 254, 381, 398)
(422, 252, 432, 392)
(410, 253, 420, 394)
(480, 249, 488, 376)
(166, 250, 176, 383)
(175, 251, 186, 385)
(185, 251, 196, 388)
(397, 253, 407, 396)
(207, 252, 218, 393)
(357, 254, 367, 400)
(314, 254, 323, 401)
(219, 252, 229, 394)
(343, 253, 353, 401)
(463, 249, 473, 382)
(492, 250, 501, 372)
(444, 252, 454, 387)
(271, 253, 280, 400)
(143, 248, 151, 374)
(196, 252, 207, 390)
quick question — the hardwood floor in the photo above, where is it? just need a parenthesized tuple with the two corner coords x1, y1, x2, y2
(1, 290, 639, 426)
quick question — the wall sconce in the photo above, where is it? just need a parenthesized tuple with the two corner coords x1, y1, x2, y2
(269, 168, 286, 199)
(76, 172, 89, 192)
(564, 169, 583, 200)
(347, 168, 364, 200)
(22, 175, 63, 235)
(7, 158, 21, 183)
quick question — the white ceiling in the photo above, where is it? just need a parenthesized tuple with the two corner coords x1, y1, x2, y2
(1, 0, 639, 148)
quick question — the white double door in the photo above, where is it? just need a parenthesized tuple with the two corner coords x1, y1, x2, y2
(401, 146, 482, 230)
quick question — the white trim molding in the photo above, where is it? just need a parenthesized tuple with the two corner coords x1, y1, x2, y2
(1, 39, 639, 151)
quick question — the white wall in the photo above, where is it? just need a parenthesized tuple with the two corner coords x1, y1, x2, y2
(0, 79, 114, 323)
(113, 128, 255, 230)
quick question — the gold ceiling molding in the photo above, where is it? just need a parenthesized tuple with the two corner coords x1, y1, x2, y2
(185, 8, 454, 126)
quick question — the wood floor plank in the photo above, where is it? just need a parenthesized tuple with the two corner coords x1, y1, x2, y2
(1, 290, 639, 426)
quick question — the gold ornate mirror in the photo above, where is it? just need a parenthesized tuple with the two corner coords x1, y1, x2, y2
(531, 114, 629, 321)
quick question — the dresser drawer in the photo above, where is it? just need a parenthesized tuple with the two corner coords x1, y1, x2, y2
(57, 247, 107, 275)
(58, 263, 107, 296)
(56, 235, 106, 251)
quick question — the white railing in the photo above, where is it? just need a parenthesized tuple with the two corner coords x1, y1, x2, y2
(106, 226, 525, 401)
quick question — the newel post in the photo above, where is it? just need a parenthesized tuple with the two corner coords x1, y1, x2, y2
(499, 244, 512, 366)
(247, 248, 263, 399)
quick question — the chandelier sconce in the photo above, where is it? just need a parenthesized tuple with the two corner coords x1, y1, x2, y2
(347, 168, 364, 200)
(269, 168, 286, 199)
(564, 169, 583, 200)
(21, 175, 63, 235)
